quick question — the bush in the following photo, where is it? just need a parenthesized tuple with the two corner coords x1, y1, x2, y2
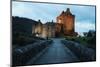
(65, 36, 96, 49)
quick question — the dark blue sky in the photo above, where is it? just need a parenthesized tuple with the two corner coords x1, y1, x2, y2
(12, 1, 96, 35)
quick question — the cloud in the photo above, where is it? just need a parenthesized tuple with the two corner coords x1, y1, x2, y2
(12, 1, 96, 34)
(75, 21, 95, 35)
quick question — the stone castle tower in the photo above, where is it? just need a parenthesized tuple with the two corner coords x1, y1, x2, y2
(56, 8, 77, 36)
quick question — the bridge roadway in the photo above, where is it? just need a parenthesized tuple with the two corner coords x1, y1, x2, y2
(27, 38, 80, 65)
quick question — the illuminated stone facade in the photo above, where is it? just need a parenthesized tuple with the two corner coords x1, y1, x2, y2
(56, 8, 77, 36)
(32, 20, 55, 38)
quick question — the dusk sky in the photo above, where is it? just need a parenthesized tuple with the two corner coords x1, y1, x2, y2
(12, 1, 96, 35)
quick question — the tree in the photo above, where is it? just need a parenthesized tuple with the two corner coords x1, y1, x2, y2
(87, 30, 95, 37)
(83, 32, 88, 37)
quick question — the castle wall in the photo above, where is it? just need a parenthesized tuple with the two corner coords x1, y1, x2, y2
(41, 25, 48, 38)
(32, 22, 55, 38)
(63, 15, 75, 34)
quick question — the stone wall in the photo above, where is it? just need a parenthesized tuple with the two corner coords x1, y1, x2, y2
(32, 22, 55, 38)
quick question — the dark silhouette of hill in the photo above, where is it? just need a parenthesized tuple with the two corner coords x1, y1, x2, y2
(12, 16, 39, 35)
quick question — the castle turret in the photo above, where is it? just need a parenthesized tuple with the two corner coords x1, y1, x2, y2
(65, 8, 72, 15)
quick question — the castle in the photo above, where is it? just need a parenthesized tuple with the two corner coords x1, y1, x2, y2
(12, 8, 77, 39)
(32, 8, 77, 38)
